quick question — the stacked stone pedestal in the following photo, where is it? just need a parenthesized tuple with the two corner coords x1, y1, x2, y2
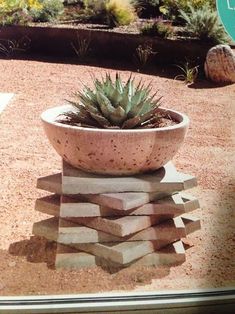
(33, 160, 201, 270)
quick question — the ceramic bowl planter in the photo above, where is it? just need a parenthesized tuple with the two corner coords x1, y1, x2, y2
(41, 104, 189, 175)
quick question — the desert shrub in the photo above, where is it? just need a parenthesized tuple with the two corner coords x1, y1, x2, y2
(133, 0, 161, 18)
(105, 0, 136, 27)
(0, 0, 64, 25)
(31, 0, 64, 22)
(160, 0, 216, 22)
(141, 19, 173, 38)
(0, 0, 42, 25)
(0, 9, 31, 25)
(180, 4, 229, 44)
(83, 0, 136, 28)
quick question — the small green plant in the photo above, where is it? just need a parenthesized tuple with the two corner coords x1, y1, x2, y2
(133, 43, 157, 69)
(71, 33, 91, 61)
(0, 36, 31, 57)
(0, 41, 11, 56)
(31, 0, 64, 22)
(141, 20, 174, 38)
(174, 62, 199, 85)
(59, 73, 163, 129)
(160, 0, 216, 22)
(179, 4, 229, 44)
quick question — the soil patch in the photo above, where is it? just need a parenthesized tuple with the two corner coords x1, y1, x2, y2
(56, 111, 178, 129)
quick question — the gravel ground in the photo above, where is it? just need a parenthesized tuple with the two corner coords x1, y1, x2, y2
(0, 58, 234, 296)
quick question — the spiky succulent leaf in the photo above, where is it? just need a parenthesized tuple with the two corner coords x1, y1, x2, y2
(84, 87, 97, 103)
(133, 100, 152, 117)
(124, 77, 135, 113)
(119, 84, 131, 113)
(96, 91, 115, 119)
(122, 115, 142, 129)
(109, 106, 126, 125)
(115, 73, 123, 93)
(89, 111, 112, 128)
(130, 89, 146, 107)
(109, 88, 123, 107)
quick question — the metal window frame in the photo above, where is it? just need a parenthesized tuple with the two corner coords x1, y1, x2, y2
(0, 287, 234, 313)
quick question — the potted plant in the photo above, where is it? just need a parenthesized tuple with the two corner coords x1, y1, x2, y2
(41, 73, 189, 175)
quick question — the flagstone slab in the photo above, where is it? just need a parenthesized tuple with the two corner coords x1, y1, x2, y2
(33, 222, 173, 265)
(37, 162, 197, 195)
(35, 194, 60, 216)
(33, 215, 200, 244)
(35, 193, 200, 217)
(37, 173, 62, 194)
(55, 241, 186, 269)
(181, 214, 201, 234)
(33, 215, 200, 265)
(33, 218, 171, 264)
(35, 194, 120, 217)
(74, 240, 170, 264)
(72, 215, 166, 237)
(67, 213, 199, 238)
(33, 217, 58, 242)
(56, 244, 96, 269)
(33, 215, 200, 242)
(79, 191, 169, 211)
(62, 161, 197, 194)
(38, 173, 158, 207)
(57, 216, 186, 243)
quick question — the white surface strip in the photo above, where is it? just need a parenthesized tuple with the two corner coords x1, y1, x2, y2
(0, 92, 14, 114)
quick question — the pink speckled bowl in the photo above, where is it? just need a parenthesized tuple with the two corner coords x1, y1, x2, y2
(41, 105, 189, 175)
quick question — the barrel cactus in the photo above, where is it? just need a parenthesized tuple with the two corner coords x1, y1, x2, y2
(60, 73, 164, 129)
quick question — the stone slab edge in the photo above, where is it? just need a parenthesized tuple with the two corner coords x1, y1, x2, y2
(55, 240, 186, 269)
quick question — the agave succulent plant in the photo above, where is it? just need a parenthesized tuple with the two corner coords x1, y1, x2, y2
(60, 73, 164, 129)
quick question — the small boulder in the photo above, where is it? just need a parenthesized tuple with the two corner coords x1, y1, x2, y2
(204, 45, 235, 83)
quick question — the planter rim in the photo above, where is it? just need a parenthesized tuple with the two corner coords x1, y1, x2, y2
(41, 105, 189, 133)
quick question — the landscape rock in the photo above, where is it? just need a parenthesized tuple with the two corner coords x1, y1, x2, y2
(204, 45, 235, 83)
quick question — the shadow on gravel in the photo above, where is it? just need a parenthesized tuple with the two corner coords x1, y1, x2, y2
(8, 236, 56, 269)
(8, 236, 173, 275)
(1, 53, 228, 89)
(188, 80, 233, 89)
(0, 53, 181, 80)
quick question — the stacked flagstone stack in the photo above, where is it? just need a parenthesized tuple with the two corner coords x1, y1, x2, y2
(33, 160, 200, 270)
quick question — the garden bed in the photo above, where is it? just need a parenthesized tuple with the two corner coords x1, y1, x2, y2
(0, 58, 234, 295)
(0, 24, 213, 64)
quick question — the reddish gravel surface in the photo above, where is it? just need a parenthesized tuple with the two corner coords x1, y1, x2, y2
(0, 58, 234, 296)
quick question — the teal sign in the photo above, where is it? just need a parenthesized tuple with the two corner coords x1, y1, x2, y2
(217, 0, 235, 40)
